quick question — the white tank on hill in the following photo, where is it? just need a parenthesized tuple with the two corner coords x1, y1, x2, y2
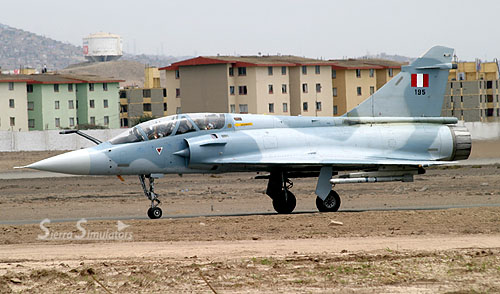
(83, 32, 123, 62)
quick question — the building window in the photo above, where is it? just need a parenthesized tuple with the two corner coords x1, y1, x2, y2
(27, 84, 33, 93)
(55, 101, 60, 110)
(90, 100, 95, 108)
(68, 84, 73, 92)
(356, 69, 361, 78)
(69, 117, 75, 127)
(302, 66, 307, 75)
(303, 102, 308, 111)
(268, 84, 274, 94)
(103, 99, 109, 108)
(90, 116, 96, 125)
(163, 88, 167, 97)
(302, 83, 308, 93)
(268, 103, 274, 113)
(238, 67, 246, 76)
(120, 91, 127, 98)
(8, 82, 14, 91)
(103, 83, 108, 91)
(388, 68, 394, 77)
(76, 100, 79, 109)
(104, 116, 109, 125)
(229, 67, 234, 76)
(238, 86, 248, 95)
(333, 105, 338, 115)
(176, 107, 182, 114)
(315, 65, 320, 74)
(175, 70, 180, 79)
(9, 99, 14, 108)
(370, 86, 375, 95)
(27, 101, 34, 110)
(229, 86, 235, 95)
(163, 103, 167, 111)
(65, 100, 72, 110)
(369, 69, 374, 77)
(315, 83, 321, 93)
(55, 118, 60, 128)
(143, 89, 151, 97)
(282, 84, 287, 94)
(282, 103, 288, 112)
(357, 87, 362, 96)
(28, 119, 35, 128)
(239, 104, 248, 113)
(89, 83, 95, 91)
(53, 84, 59, 92)
(268, 66, 273, 75)
(332, 69, 336, 78)
(120, 105, 128, 113)
(176, 88, 181, 98)
(333, 87, 337, 97)
(230, 104, 236, 113)
(9, 117, 15, 126)
(143, 103, 152, 111)
(316, 101, 322, 111)
(281, 66, 287, 75)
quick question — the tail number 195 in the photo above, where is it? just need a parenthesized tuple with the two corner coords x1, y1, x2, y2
(415, 89, 426, 95)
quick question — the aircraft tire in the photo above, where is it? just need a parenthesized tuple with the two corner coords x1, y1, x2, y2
(272, 191, 296, 214)
(316, 190, 341, 212)
(148, 207, 163, 219)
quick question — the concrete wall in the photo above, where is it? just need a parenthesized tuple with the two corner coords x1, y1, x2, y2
(1, 122, 499, 152)
(0, 129, 125, 151)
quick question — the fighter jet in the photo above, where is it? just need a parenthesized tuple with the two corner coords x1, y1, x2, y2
(25, 46, 471, 219)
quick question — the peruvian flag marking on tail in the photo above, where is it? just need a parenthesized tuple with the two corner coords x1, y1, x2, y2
(411, 73, 429, 87)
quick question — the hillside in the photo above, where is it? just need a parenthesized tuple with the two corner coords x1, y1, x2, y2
(0, 24, 84, 70)
(58, 60, 158, 87)
(0, 23, 183, 73)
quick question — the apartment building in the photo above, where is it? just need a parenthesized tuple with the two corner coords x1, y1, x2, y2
(160, 56, 403, 117)
(331, 59, 403, 115)
(160, 56, 336, 116)
(119, 87, 167, 127)
(0, 75, 30, 131)
(73, 75, 122, 129)
(443, 61, 500, 122)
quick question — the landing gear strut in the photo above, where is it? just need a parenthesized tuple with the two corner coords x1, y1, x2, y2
(139, 174, 162, 219)
(266, 171, 296, 214)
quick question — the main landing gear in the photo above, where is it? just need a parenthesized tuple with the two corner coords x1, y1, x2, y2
(139, 174, 162, 219)
(315, 190, 341, 212)
(266, 171, 296, 214)
(265, 169, 342, 214)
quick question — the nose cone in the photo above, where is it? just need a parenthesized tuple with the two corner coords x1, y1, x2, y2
(26, 149, 91, 175)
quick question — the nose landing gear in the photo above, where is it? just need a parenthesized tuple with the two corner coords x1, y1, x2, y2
(139, 175, 162, 219)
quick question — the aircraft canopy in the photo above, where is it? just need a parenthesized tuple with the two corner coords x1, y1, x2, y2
(109, 113, 226, 144)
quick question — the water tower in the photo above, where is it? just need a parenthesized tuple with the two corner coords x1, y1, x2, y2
(83, 32, 123, 62)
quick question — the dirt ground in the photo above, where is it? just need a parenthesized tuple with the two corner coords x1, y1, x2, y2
(0, 141, 499, 293)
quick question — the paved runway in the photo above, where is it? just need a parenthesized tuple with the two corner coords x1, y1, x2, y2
(2, 203, 500, 225)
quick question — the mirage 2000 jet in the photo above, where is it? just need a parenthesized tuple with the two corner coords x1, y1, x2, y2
(24, 46, 471, 219)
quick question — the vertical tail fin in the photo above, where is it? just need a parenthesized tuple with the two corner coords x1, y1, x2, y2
(346, 46, 455, 117)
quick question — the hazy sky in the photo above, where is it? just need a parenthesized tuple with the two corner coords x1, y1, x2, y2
(1, 0, 499, 61)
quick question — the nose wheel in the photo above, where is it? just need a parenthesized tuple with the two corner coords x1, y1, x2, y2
(139, 175, 162, 219)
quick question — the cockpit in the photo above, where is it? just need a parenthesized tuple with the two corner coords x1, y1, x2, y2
(109, 113, 226, 145)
